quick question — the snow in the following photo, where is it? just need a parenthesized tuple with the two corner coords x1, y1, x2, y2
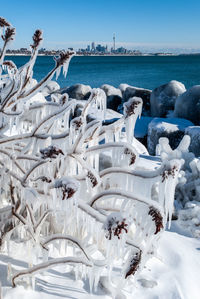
(1, 228, 200, 299)
(148, 118, 193, 134)
(177, 201, 200, 238)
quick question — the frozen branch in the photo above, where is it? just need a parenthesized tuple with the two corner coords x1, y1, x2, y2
(12, 256, 92, 287)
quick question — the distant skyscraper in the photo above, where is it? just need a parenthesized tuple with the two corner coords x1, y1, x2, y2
(91, 42, 95, 50)
(113, 33, 116, 51)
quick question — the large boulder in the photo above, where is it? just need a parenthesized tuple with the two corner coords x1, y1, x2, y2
(147, 118, 193, 155)
(60, 84, 92, 100)
(119, 83, 130, 96)
(101, 84, 122, 98)
(174, 85, 200, 124)
(101, 84, 122, 112)
(150, 80, 186, 117)
(42, 81, 60, 96)
(122, 85, 152, 115)
(185, 126, 200, 157)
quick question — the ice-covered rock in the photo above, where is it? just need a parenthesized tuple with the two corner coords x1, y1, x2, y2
(101, 84, 122, 98)
(119, 83, 130, 95)
(150, 80, 186, 117)
(122, 85, 152, 115)
(185, 126, 200, 157)
(147, 118, 193, 155)
(101, 84, 122, 112)
(174, 85, 200, 124)
(60, 83, 92, 100)
(42, 80, 60, 96)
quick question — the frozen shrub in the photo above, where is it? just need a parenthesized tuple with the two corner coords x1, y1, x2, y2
(0, 17, 183, 296)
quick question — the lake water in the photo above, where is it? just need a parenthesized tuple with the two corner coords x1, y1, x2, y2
(5, 55, 200, 90)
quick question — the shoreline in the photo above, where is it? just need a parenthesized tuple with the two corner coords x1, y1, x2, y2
(5, 53, 200, 57)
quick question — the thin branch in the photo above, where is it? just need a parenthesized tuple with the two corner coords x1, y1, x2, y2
(0, 149, 26, 174)
(34, 210, 52, 231)
(89, 189, 163, 212)
(22, 160, 48, 184)
(42, 234, 91, 261)
(26, 204, 36, 227)
(31, 100, 75, 135)
(12, 256, 92, 287)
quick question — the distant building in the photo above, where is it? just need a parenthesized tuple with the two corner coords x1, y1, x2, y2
(116, 47, 126, 54)
(113, 33, 116, 51)
(38, 48, 46, 54)
(87, 45, 90, 52)
(91, 42, 95, 51)
(96, 44, 106, 53)
(20, 48, 28, 52)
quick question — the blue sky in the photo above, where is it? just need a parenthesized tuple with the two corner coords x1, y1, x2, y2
(1, 0, 200, 52)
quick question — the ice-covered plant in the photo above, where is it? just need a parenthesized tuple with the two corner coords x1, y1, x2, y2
(0, 17, 183, 297)
(156, 135, 200, 238)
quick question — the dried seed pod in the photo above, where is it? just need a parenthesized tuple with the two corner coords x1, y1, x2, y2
(54, 51, 75, 67)
(162, 165, 178, 182)
(124, 147, 136, 165)
(0, 17, 11, 27)
(71, 117, 83, 130)
(125, 250, 142, 278)
(104, 212, 128, 240)
(30, 29, 43, 50)
(54, 177, 79, 200)
(87, 171, 98, 187)
(40, 145, 64, 159)
(148, 206, 163, 234)
(3, 60, 17, 70)
(123, 97, 142, 119)
(2, 27, 15, 42)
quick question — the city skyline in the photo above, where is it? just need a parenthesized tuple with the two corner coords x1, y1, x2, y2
(1, 0, 200, 53)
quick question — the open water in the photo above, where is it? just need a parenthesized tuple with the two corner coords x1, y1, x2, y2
(5, 55, 200, 90)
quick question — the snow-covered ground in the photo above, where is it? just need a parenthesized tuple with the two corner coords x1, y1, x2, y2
(1, 225, 200, 299)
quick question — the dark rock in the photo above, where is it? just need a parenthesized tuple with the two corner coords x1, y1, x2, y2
(174, 85, 200, 125)
(119, 83, 130, 96)
(107, 95, 122, 111)
(101, 84, 122, 112)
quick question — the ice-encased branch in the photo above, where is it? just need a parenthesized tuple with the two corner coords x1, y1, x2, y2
(12, 256, 93, 287)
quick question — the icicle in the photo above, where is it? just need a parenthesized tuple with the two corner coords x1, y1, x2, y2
(63, 61, 70, 78)
(55, 66, 61, 80)
(31, 276, 36, 290)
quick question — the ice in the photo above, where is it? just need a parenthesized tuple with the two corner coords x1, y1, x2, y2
(123, 97, 142, 144)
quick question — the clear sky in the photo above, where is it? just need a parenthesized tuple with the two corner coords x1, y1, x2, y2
(1, 0, 200, 52)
